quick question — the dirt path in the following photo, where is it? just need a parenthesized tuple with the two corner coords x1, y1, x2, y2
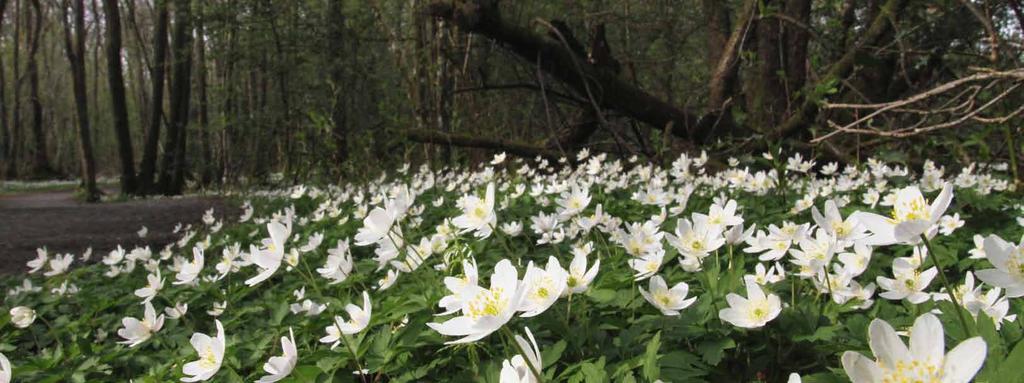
(0, 190, 235, 274)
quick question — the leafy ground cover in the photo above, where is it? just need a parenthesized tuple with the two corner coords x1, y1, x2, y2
(2, 151, 1024, 382)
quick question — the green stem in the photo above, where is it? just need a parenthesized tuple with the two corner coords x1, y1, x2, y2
(489, 223, 517, 260)
(919, 234, 973, 336)
(299, 254, 324, 297)
(341, 334, 368, 383)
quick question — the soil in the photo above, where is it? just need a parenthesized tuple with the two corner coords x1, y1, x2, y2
(0, 189, 236, 275)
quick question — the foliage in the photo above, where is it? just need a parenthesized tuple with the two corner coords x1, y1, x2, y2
(2, 151, 1023, 382)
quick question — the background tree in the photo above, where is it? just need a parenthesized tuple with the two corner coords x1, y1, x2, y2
(59, 0, 99, 201)
(102, 0, 138, 193)
(0, 0, 1020, 196)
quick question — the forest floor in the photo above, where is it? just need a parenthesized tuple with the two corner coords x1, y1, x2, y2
(0, 187, 235, 274)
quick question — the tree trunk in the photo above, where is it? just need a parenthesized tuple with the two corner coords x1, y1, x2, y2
(219, 25, 237, 183)
(750, 0, 787, 131)
(138, 0, 168, 194)
(7, 0, 21, 178)
(124, 0, 151, 143)
(327, 0, 348, 167)
(103, 0, 138, 193)
(159, 0, 192, 195)
(783, 0, 811, 98)
(61, 0, 99, 201)
(27, 0, 54, 177)
(0, 0, 10, 175)
(194, 5, 212, 185)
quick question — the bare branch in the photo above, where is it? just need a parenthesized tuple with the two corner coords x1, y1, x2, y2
(812, 69, 1024, 142)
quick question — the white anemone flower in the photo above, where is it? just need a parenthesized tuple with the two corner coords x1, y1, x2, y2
(181, 319, 225, 382)
(629, 249, 664, 280)
(354, 206, 396, 246)
(975, 234, 1024, 297)
(173, 247, 205, 285)
(337, 291, 372, 335)
(438, 258, 480, 315)
(639, 275, 697, 316)
(452, 183, 497, 238)
(564, 245, 599, 295)
(256, 328, 297, 383)
(841, 313, 985, 383)
(27, 248, 48, 274)
(666, 215, 725, 261)
(429, 259, 524, 344)
(117, 302, 165, 348)
(0, 352, 10, 383)
(811, 199, 868, 244)
(165, 302, 189, 319)
(851, 183, 952, 245)
(320, 292, 372, 349)
(43, 253, 74, 277)
(246, 221, 290, 286)
(317, 240, 354, 284)
(518, 257, 568, 317)
(9, 306, 36, 328)
(876, 262, 937, 304)
(719, 281, 782, 328)
(134, 269, 164, 304)
(499, 327, 542, 383)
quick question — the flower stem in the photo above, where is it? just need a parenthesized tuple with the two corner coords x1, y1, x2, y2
(919, 234, 973, 336)
(341, 334, 368, 383)
(299, 255, 323, 297)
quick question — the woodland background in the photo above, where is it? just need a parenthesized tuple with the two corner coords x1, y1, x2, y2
(0, 0, 1022, 199)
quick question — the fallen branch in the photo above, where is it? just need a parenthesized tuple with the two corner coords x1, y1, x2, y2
(812, 69, 1024, 142)
(426, 0, 707, 145)
(405, 128, 564, 159)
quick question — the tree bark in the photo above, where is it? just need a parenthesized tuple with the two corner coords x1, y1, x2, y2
(103, 0, 138, 193)
(704, 0, 756, 139)
(61, 0, 99, 201)
(158, 0, 192, 195)
(783, 0, 811, 96)
(0, 0, 9, 176)
(194, 3, 212, 185)
(327, 0, 348, 167)
(27, 0, 54, 177)
(6, 0, 21, 178)
(138, 0, 168, 194)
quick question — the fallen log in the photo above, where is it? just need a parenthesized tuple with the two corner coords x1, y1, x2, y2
(426, 0, 711, 145)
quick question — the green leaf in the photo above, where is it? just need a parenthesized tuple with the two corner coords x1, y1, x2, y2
(642, 332, 661, 381)
(993, 339, 1024, 383)
(697, 338, 736, 366)
(542, 340, 567, 369)
(580, 361, 607, 383)
(589, 289, 617, 304)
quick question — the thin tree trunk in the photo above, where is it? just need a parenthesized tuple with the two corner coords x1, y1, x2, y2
(0, 0, 10, 175)
(27, 0, 54, 177)
(138, 0, 168, 194)
(194, 5, 212, 185)
(61, 0, 99, 201)
(103, 0, 137, 193)
(159, 0, 191, 195)
(124, 0, 151, 140)
(7, 0, 21, 178)
(327, 0, 348, 167)
(783, 0, 811, 111)
(219, 26, 237, 183)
